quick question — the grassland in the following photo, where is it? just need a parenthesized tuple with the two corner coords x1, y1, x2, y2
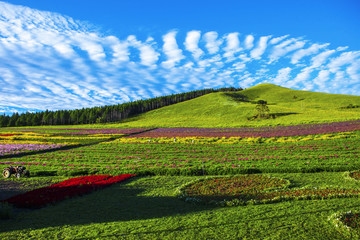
(2, 132, 359, 177)
(1, 174, 360, 239)
(113, 83, 360, 128)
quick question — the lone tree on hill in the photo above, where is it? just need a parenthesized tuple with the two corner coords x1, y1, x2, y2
(250, 100, 271, 120)
(255, 100, 269, 118)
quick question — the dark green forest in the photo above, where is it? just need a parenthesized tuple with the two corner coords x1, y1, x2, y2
(0, 87, 242, 127)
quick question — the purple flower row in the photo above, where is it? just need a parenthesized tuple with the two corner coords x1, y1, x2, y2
(129, 120, 360, 138)
(0, 144, 63, 156)
(20, 128, 150, 135)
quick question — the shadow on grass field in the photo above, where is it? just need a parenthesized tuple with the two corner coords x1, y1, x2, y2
(1, 175, 360, 239)
(0, 177, 215, 232)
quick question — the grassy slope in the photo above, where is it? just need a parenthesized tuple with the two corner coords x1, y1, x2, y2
(111, 83, 360, 128)
(2, 83, 359, 130)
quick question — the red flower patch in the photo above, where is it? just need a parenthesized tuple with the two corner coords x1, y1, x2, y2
(2, 174, 135, 208)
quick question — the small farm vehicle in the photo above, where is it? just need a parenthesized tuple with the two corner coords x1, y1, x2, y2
(2, 166, 30, 178)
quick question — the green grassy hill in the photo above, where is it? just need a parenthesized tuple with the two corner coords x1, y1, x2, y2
(14, 83, 359, 129)
(105, 83, 359, 128)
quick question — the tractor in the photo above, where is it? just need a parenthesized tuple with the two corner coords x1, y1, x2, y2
(2, 166, 30, 178)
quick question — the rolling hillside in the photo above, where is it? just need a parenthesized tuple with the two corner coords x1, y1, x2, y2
(114, 83, 360, 128)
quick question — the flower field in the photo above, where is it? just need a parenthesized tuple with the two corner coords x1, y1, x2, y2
(0, 128, 149, 157)
(127, 120, 360, 138)
(54, 128, 150, 135)
(182, 175, 290, 199)
(0, 143, 64, 156)
(1, 124, 360, 238)
(5, 132, 359, 176)
(329, 210, 360, 238)
(16, 127, 150, 135)
(349, 171, 360, 180)
(2, 174, 135, 208)
(179, 175, 360, 206)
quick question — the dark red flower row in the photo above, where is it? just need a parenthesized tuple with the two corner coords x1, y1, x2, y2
(2, 174, 135, 208)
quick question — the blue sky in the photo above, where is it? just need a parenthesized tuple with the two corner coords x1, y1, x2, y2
(0, 0, 359, 114)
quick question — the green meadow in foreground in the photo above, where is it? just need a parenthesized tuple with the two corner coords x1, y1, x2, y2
(1, 173, 360, 239)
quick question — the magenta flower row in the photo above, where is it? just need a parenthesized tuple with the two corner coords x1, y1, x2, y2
(129, 120, 360, 138)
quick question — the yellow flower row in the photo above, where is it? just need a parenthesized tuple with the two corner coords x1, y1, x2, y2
(0, 132, 123, 141)
(112, 132, 357, 144)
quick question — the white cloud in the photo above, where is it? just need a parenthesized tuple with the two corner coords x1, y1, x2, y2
(105, 36, 129, 63)
(73, 34, 106, 62)
(269, 35, 289, 45)
(337, 46, 349, 51)
(291, 43, 329, 64)
(184, 30, 204, 59)
(232, 62, 246, 71)
(250, 36, 271, 60)
(268, 38, 306, 63)
(203, 31, 222, 54)
(287, 67, 313, 88)
(244, 35, 254, 50)
(161, 31, 185, 68)
(310, 49, 336, 69)
(53, 43, 76, 58)
(273, 67, 292, 85)
(346, 61, 360, 83)
(127, 35, 159, 67)
(313, 70, 330, 88)
(327, 51, 360, 73)
(223, 32, 241, 60)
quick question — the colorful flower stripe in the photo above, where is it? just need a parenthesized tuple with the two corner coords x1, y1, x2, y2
(184, 175, 289, 197)
(0, 143, 64, 156)
(93, 174, 136, 186)
(329, 210, 360, 238)
(349, 171, 360, 180)
(18, 128, 150, 135)
(2, 174, 135, 208)
(116, 131, 356, 144)
(179, 175, 360, 206)
(129, 120, 360, 138)
(0, 135, 15, 137)
(50, 175, 112, 187)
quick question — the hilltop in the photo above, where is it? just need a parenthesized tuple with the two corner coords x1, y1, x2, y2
(115, 83, 360, 128)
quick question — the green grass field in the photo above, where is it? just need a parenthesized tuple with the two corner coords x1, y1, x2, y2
(1, 173, 360, 239)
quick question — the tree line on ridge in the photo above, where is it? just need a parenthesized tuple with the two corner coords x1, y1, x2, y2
(0, 87, 242, 127)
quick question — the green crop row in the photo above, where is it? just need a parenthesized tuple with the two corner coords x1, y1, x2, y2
(2, 136, 358, 176)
